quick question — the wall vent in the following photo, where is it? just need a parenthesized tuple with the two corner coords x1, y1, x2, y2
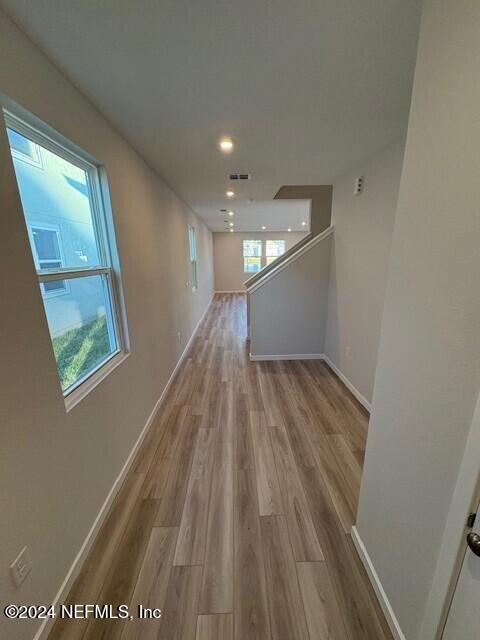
(228, 173, 251, 181)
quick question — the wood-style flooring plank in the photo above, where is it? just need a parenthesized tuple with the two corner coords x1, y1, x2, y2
(327, 433, 363, 501)
(131, 402, 175, 474)
(141, 405, 188, 499)
(259, 372, 285, 428)
(274, 371, 319, 469)
(234, 468, 272, 640)
(155, 413, 200, 526)
(270, 426, 324, 561)
(157, 565, 202, 640)
(174, 428, 216, 566)
(199, 439, 234, 613)
(308, 432, 358, 534)
(260, 515, 310, 640)
(217, 381, 235, 442)
(249, 411, 283, 516)
(296, 561, 349, 640)
(83, 498, 159, 640)
(121, 527, 178, 640)
(196, 614, 234, 640)
(234, 392, 254, 470)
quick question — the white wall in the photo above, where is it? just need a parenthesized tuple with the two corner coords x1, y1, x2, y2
(325, 141, 405, 403)
(213, 231, 306, 291)
(356, 1, 480, 638)
(249, 232, 332, 358)
(0, 11, 213, 640)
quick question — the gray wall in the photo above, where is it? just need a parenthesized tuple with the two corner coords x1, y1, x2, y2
(0, 11, 213, 640)
(213, 230, 306, 291)
(325, 141, 405, 403)
(274, 185, 332, 236)
(357, 1, 480, 637)
(249, 233, 332, 357)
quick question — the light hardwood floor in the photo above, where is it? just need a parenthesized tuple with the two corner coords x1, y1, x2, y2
(49, 293, 392, 640)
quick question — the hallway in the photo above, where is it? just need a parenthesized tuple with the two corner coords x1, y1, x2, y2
(49, 293, 391, 640)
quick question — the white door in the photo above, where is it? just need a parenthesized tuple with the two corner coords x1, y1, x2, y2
(443, 502, 480, 639)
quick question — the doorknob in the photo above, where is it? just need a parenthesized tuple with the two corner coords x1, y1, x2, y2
(467, 532, 480, 557)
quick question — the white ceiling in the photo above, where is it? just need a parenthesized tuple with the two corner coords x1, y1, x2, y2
(215, 199, 310, 233)
(0, 0, 421, 231)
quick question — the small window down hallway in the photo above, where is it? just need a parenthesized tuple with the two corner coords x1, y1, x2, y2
(49, 293, 391, 640)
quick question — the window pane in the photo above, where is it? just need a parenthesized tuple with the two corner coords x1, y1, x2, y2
(191, 260, 197, 289)
(188, 226, 197, 261)
(41, 274, 118, 393)
(7, 127, 101, 269)
(39, 261, 62, 270)
(244, 257, 262, 273)
(7, 128, 38, 159)
(266, 240, 286, 257)
(32, 227, 61, 261)
(43, 280, 67, 294)
(243, 240, 262, 257)
(188, 226, 198, 289)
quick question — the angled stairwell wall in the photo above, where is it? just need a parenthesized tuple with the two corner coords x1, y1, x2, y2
(248, 227, 333, 359)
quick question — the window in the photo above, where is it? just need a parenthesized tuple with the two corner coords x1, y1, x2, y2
(243, 239, 287, 272)
(5, 111, 127, 402)
(29, 225, 69, 297)
(266, 240, 286, 266)
(7, 127, 42, 167)
(188, 225, 198, 290)
(243, 239, 262, 273)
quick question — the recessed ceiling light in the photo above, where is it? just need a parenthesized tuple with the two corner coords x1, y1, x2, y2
(287, 227, 292, 232)
(226, 190, 235, 198)
(230, 228, 234, 233)
(261, 225, 266, 230)
(229, 221, 234, 227)
(301, 221, 306, 226)
(228, 210, 235, 217)
(219, 137, 234, 153)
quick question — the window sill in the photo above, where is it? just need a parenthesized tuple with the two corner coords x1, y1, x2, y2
(64, 350, 130, 413)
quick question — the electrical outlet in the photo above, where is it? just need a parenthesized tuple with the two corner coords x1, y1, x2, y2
(177, 330, 181, 342)
(10, 546, 32, 588)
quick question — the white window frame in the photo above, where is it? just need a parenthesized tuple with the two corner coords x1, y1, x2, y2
(4, 108, 129, 411)
(188, 224, 198, 290)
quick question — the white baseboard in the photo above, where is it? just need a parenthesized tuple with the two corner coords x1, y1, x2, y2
(34, 294, 214, 640)
(351, 526, 406, 640)
(249, 353, 324, 361)
(322, 354, 371, 412)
